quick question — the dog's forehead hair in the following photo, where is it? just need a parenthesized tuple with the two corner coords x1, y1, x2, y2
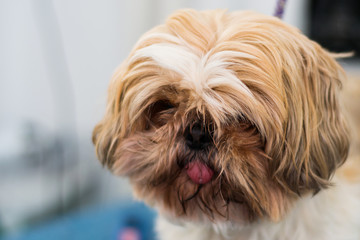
(133, 40, 282, 120)
(132, 42, 259, 114)
(121, 10, 297, 133)
(130, 42, 255, 98)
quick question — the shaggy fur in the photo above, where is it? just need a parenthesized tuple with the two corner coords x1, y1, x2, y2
(93, 9, 360, 240)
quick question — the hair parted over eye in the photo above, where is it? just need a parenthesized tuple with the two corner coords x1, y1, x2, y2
(147, 100, 176, 127)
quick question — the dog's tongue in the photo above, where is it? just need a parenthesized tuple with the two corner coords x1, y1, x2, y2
(186, 161, 213, 184)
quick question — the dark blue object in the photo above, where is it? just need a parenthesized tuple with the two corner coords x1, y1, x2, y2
(1, 201, 157, 240)
(274, 0, 288, 19)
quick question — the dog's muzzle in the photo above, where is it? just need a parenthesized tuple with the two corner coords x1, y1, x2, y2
(184, 123, 212, 150)
(183, 122, 214, 184)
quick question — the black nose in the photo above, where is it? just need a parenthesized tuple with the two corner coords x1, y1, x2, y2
(185, 124, 212, 149)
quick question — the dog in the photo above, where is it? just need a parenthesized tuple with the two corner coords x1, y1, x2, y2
(93, 9, 360, 240)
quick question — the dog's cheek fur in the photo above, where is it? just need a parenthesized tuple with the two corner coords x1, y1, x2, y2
(109, 121, 291, 223)
(218, 125, 292, 221)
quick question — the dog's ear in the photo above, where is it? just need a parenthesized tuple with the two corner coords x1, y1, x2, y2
(92, 70, 128, 168)
(92, 118, 117, 168)
(270, 40, 350, 195)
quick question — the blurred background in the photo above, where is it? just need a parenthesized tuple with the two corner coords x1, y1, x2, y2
(0, 0, 359, 239)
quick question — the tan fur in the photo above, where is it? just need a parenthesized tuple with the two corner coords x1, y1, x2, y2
(338, 74, 360, 183)
(93, 9, 354, 226)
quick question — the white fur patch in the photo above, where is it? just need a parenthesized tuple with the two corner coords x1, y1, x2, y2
(156, 177, 360, 240)
(130, 42, 257, 106)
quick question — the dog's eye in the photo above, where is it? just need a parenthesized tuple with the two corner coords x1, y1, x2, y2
(150, 100, 174, 115)
(148, 100, 175, 127)
(237, 115, 257, 130)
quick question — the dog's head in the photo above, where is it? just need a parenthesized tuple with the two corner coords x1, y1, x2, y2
(93, 9, 350, 223)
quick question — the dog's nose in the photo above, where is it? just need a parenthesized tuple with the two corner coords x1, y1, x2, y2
(185, 124, 212, 149)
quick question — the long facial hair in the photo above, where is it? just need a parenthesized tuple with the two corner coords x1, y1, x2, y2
(92, 9, 350, 223)
(108, 107, 288, 222)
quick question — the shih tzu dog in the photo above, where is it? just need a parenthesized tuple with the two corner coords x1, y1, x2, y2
(93, 9, 360, 240)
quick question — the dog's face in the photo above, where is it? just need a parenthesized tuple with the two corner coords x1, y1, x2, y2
(93, 10, 350, 223)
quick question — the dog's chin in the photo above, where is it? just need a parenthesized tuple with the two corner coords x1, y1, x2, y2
(131, 162, 254, 224)
(111, 120, 291, 224)
(133, 163, 250, 223)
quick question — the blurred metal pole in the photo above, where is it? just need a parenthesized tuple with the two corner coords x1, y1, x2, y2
(31, 0, 80, 214)
(274, 0, 288, 19)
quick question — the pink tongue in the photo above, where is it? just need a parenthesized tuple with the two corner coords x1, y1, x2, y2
(186, 161, 214, 184)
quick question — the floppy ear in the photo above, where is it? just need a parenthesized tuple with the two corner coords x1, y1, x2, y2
(92, 67, 128, 168)
(271, 39, 350, 195)
(92, 118, 117, 168)
(93, 103, 118, 168)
